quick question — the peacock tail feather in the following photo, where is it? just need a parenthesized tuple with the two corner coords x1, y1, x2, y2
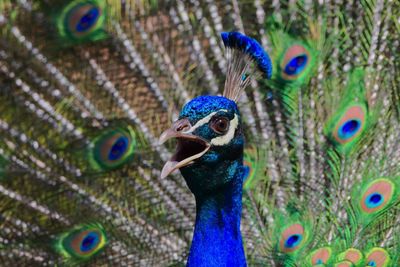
(0, 0, 399, 266)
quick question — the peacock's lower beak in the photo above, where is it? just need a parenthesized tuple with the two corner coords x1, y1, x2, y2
(159, 118, 210, 179)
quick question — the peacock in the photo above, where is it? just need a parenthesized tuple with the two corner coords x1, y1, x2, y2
(0, 0, 399, 266)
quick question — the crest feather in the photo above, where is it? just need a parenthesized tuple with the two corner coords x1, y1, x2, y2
(221, 31, 272, 102)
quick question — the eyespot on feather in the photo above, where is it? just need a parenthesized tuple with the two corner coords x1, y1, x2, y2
(56, 0, 107, 42)
(89, 127, 136, 171)
(66, 3, 101, 38)
(309, 247, 332, 265)
(68, 230, 103, 256)
(332, 106, 366, 145)
(279, 223, 305, 253)
(280, 44, 311, 81)
(365, 248, 390, 267)
(323, 69, 369, 154)
(360, 179, 395, 214)
(339, 248, 363, 265)
(56, 224, 107, 260)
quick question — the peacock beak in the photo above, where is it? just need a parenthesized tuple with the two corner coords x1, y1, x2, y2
(159, 118, 210, 179)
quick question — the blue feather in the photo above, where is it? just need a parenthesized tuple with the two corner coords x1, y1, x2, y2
(221, 31, 272, 79)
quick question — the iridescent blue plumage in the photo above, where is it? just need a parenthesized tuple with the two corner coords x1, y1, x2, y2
(284, 54, 308, 75)
(221, 31, 272, 78)
(161, 95, 247, 266)
(75, 6, 100, 32)
(108, 136, 129, 161)
(285, 234, 302, 248)
(80, 232, 99, 252)
(338, 119, 361, 140)
(179, 95, 239, 123)
(366, 193, 384, 209)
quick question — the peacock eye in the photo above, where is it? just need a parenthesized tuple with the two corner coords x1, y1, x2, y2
(359, 178, 394, 214)
(365, 248, 390, 267)
(55, 0, 108, 43)
(309, 247, 332, 265)
(210, 117, 230, 134)
(280, 44, 310, 80)
(55, 224, 107, 260)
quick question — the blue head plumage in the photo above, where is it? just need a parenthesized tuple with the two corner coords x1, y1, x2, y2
(160, 95, 244, 196)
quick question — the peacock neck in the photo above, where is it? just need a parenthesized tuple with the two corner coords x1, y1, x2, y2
(186, 164, 246, 267)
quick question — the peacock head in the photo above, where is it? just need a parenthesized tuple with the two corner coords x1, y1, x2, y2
(159, 95, 244, 195)
(159, 31, 271, 195)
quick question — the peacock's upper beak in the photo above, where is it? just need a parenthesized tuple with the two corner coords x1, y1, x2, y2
(159, 118, 211, 179)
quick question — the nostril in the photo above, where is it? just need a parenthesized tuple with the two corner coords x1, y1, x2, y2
(177, 124, 189, 132)
(173, 118, 192, 132)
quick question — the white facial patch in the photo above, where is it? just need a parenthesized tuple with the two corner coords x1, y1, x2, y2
(210, 114, 239, 146)
(183, 109, 227, 133)
(183, 109, 239, 146)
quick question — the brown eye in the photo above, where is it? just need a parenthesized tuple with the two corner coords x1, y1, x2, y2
(210, 117, 229, 134)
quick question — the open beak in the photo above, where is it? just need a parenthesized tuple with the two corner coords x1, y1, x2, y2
(159, 118, 210, 179)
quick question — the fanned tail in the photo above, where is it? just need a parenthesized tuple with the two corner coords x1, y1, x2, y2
(0, 0, 399, 266)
